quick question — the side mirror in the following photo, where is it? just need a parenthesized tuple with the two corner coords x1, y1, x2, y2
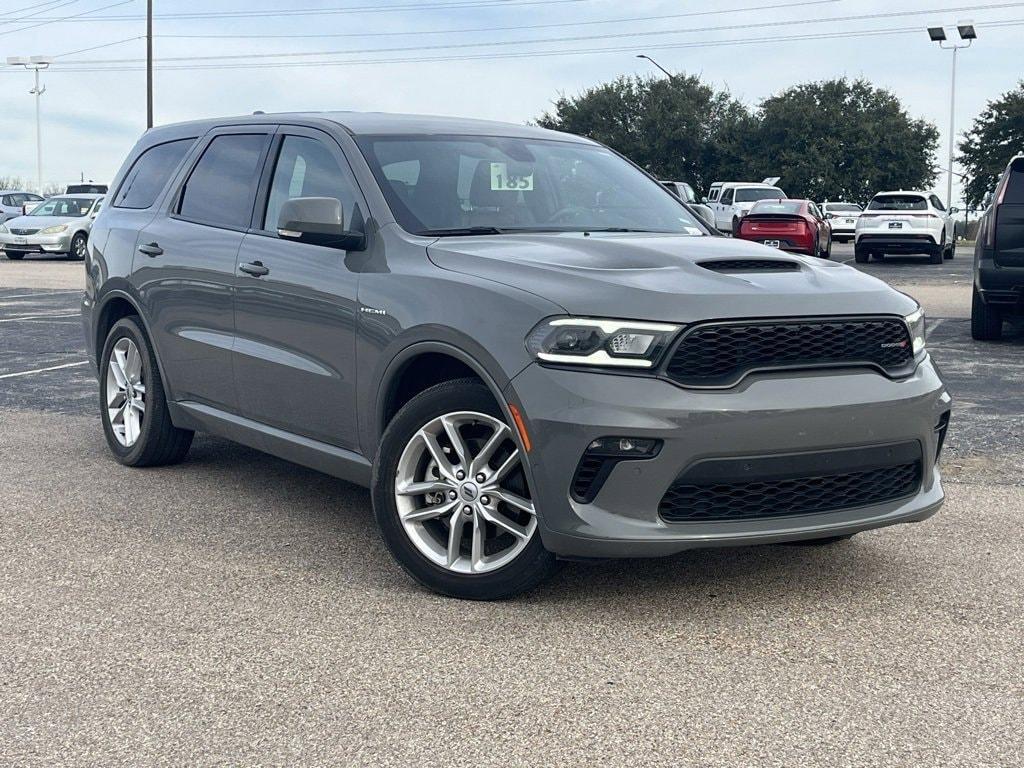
(949, 207, 960, 214)
(701, 196, 708, 203)
(691, 204, 716, 228)
(277, 197, 366, 251)
(982, 190, 993, 208)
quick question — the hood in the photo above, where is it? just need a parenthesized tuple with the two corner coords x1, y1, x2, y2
(427, 232, 918, 322)
(3, 214, 81, 229)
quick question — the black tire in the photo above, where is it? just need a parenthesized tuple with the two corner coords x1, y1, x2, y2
(870, 251, 884, 261)
(929, 234, 944, 264)
(70, 231, 88, 261)
(854, 247, 869, 264)
(784, 534, 855, 546)
(971, 286, 1003, 341)
(4, 251, 24, 260)
(731, 216, 741, 237)
(944, 240, 955, 260)
(372, 378, 559, 600)
(99, 316, 194, 467)
(822, 234, 832, 259)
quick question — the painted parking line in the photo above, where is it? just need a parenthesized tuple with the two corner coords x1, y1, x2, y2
(0, 311, 81, 323)
(0, 290, 81, 301)
(0, 360, 90, 380)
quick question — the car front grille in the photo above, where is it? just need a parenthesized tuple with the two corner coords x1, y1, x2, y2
(9, 228, 39, 236)
(659, 443, 923, 523)
(664, 317, 914, 387)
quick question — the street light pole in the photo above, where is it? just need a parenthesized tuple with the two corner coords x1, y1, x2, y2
(636, 54, 675, 81)
(147, 0, 154, 129)
(6, 56, 52, 194)
(928, 24, 976, 210)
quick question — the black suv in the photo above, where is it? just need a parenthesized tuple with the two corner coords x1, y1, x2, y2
(973, 154, 1024, 340)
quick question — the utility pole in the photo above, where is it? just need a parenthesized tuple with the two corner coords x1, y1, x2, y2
(6, 56, 52, 194)
(147, 0, 154, 128)
(636, 54, 675, 82)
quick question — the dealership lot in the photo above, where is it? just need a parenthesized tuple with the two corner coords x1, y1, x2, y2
(2, 247, 1022, 765)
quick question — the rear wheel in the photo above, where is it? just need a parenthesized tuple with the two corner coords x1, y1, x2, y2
(971, 286, 1003, 341)
(929, 234, 945, 264)
(372, 378, 559, 600)
(854, 247, 869, 263)
(731, 216, 741, 236)
(100, 316, 194, 466)
(4, 251, 24, 261)
(944, 238, 955, 260)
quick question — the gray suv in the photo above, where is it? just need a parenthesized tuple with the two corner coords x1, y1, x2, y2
(82, 112, 951, 599)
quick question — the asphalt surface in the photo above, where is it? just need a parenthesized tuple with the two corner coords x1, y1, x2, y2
(1, 245, 1022, 766)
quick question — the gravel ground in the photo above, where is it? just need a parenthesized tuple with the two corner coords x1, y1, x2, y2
(1, 246, 1022, 766)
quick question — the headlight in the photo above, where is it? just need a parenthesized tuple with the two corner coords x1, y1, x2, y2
(904, 306, 926, 355)
(526, 318, 681, 368)
(40, 224, 68, 234)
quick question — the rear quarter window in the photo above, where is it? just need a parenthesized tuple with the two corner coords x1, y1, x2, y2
(113, 138, 197, 210)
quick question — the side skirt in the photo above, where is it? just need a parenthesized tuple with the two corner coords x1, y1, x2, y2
(169, 401, 373, 488)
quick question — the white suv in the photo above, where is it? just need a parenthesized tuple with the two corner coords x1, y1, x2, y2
(855, 191, 955, 264)
(705, 180, 787, 234)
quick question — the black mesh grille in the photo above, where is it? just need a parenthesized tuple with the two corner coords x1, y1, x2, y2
(665, 318, 914, 387)
(9, 228, 39, 236)
(659, 461, 921, 522)
(698, 260, 800, 273)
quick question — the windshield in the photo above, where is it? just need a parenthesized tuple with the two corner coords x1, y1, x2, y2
(735, 187, 786, 203)
(750, 201, 804, 215)
(825, 203, 861, 212)
(868, 195, 926, 211)
(357, 135, 708, 236)
(28, 197, 95, 217)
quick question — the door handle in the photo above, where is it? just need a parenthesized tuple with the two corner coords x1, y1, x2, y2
(137, 242, 163, 257)
(238, 261, 270, 277)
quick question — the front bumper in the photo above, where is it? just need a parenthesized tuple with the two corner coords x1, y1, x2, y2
(507, 359, 950, 558)
(0, 231, 73, 254)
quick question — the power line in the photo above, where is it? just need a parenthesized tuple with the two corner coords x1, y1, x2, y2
(0, 0, 590, 23)
(53, 1, 1024, 65)
(20, 17, 1024, 74)
(52, 35, 142, 58)
(0, 0, 132, 36)
(2, 0, 82, 17)
(153, 0, 842, 40)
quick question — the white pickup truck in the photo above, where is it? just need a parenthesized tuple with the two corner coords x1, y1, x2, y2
(704, 178, 787, 234)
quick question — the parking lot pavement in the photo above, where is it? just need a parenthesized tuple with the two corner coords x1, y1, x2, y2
(1, 251, 1022, 765)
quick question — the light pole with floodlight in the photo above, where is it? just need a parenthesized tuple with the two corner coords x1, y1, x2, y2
(927, 22, 976, 211)
(6, 55, 52, 194)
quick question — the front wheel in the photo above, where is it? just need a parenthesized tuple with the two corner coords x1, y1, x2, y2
(4, 251, 24, 260)
(70, 231, 88, 261)
(372, 378, 558, 600)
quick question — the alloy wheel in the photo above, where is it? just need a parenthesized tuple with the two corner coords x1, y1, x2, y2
(73, 234, 88, 260)
(105, 337, 146, 447)
(393, 411, 537, 574)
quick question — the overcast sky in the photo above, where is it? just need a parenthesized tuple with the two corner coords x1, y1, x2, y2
(1, 0, 1021, 204)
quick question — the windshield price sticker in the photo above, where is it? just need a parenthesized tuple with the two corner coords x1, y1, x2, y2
(490, 162, 534, 191)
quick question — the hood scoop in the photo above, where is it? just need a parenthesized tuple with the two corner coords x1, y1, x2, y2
(698, 259, 801, 273)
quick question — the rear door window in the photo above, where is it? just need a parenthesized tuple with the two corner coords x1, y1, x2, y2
(114, 138, 196, 210)
(178, 133, 268, 229)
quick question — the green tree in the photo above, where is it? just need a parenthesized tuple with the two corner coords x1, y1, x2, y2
(743, 79, 939, 203)
(536, 73, 751, 194)
(959, 81, 1024, 208)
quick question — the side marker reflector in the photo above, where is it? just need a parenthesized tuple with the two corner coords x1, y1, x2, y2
(508, 403, 532, 453)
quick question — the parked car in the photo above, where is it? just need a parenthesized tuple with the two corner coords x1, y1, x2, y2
(971, 154, 1024, 340)
(821, 201, 863, 243)
(83, 112, 949, 599)
(704, 179, 787, 234)
(0, 190, 44, 224)
(660, 180, 716, 229)
(66, 183, 108, 194)
(855, 191, 955, 264)
(735, 199, 832, 258)
(0, 193, 103, 260)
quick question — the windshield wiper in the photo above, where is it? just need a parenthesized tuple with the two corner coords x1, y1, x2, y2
(416, 226, 506, 236)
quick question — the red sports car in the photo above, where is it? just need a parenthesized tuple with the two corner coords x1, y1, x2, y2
(735, 199, 832, 258)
